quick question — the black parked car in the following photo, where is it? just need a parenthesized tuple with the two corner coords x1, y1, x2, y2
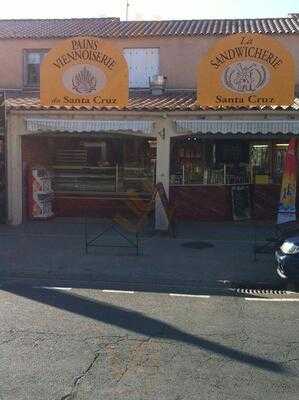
(275, 236, 299, 281)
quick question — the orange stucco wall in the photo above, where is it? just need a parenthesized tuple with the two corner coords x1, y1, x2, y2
(0, 35, 298, 90)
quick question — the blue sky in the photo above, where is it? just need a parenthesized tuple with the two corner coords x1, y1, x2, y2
(1, 0, 299, 20)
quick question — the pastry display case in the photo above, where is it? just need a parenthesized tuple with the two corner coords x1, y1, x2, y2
(50, 137, 156, 195)
(52, 165, 118, 193)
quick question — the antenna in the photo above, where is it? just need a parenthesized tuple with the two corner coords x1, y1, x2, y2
(126, 1, 130, 21)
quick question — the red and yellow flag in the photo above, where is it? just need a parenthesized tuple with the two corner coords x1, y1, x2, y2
(277, 138, 297, 224)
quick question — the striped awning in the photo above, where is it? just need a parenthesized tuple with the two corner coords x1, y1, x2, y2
(175, 120, 299, 135)
(26, 119, 155, 135)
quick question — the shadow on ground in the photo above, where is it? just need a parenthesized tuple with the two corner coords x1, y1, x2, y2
(2, 285, 293, 376)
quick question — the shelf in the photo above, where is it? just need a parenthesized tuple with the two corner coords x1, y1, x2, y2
(55, 149, 87, 165)
(54, 174, 115, 179)
(178, 157, 201, 159)
(124, 177, 152, 181)
(123, 167, 150, 170)
(54, 187, 116, 193)
(170, 183, 251, 187)
(52, 165, 115, 170)
(55, 191, 152, 198)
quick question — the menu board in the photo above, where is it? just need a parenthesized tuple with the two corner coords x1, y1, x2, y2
(231, 185, 251, 221)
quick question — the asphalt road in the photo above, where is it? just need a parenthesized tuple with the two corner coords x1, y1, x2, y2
(0, 284, 298, 400)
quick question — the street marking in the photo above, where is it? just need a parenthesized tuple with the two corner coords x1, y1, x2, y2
(245, 298, 299, 302)
(169, 293, 210, 298)
(102, 289, 134, 294)
(35, 286, 72, 291)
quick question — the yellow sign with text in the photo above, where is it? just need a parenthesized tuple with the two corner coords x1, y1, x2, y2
(40, 37, 128, 107)
(197, 33, 294, 107)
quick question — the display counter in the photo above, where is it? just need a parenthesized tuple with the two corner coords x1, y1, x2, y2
(52, 164, 154, 194)
(53, 165, 118, 193)
(168, 137, 291, 221)
(51, 164, 154, 218)
(169, 183, 283, 221)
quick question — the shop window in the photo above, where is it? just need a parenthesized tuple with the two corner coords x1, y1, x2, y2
(170, 137, 205, 185)
(171, 138, 252, 186)
(250, 142, 288, 184)
(23, 50, 48, 87)
(170, 138, 289, 187)
(123, 48, 159, 88)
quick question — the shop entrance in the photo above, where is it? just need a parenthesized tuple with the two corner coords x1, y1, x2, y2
(22, 135, 156, 220)
(169, 136, 290, 221)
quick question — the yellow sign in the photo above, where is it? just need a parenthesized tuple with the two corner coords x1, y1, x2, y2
(197, 33, 294, 107)
(40, 37, 128, 107)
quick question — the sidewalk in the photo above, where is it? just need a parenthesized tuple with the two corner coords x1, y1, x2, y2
(0, 218, 280, 288)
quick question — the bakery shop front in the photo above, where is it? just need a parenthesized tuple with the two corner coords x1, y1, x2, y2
(5, 33, 299, 228)
(5, 37, 161, 226)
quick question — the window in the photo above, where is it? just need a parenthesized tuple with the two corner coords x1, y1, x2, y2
(123, 48, 159, 88)
(23, 50, 48, 87)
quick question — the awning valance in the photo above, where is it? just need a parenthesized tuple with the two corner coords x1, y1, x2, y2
(26, 119, 155, 135)
(175, 120, 299, 135)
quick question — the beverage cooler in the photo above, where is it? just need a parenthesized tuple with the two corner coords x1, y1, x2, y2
(27, 166, 54, 220)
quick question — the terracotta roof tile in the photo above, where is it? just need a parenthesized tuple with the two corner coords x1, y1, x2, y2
(4, 92, 299, 112)
(0, 16, 299, 39)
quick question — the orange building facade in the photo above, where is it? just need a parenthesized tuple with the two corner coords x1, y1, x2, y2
(1, 15, 299, 226)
